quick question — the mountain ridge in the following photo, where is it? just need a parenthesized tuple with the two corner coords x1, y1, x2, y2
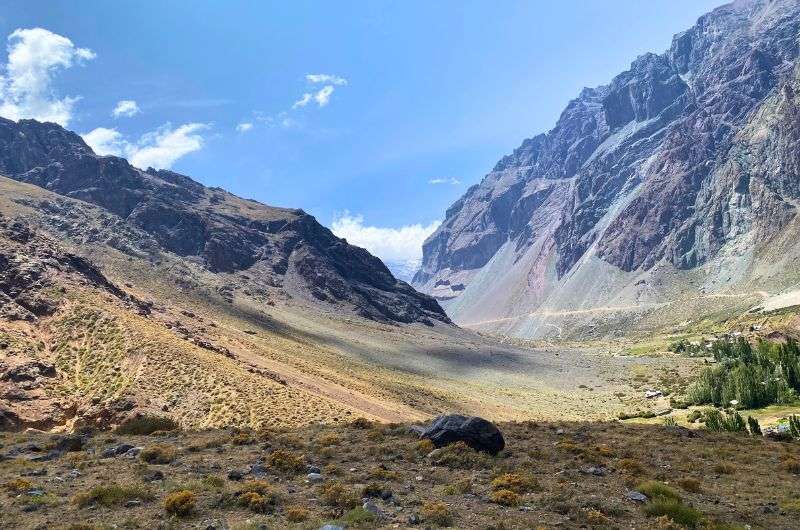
(413, 0, 800, 338)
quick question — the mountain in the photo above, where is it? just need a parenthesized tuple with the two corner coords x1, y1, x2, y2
(0, 118, 448, 326)
(0, 117, 481, 431)
(414, 0, 800, 338)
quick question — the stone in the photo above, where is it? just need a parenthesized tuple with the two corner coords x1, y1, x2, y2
(626, 490, 648, 503)
(227, 469, 245, 481)
(307, 472, 323, 483)
(101, 443, 135, 458)
(363, 500, 381, 516)
(419, 414, 505, 455)
(319, 526, 345, 530)
(55, 435, 85, 452)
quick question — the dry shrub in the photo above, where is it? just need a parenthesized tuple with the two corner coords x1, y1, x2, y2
(490, 489, 520, 506)
(266, 449, 305, 474)
(678, 478, 703, 493)
(316, 432, 340, 447)
(416, 438, 435, 455)
(421, 500, 453, 526)
(713, 462, 735, 475)
(236, 480, 279, 513)
(491, 473, 539, 494)
(164, 490, 195, 516)
(429, 441, 490, 469)
(320, 480, 359, 509)
(231, 432, 254, 446)
(619, 458, 644, 474)
(4, 478, 33, 493)
(368, 465, 399, 480)
(780, 455, 800, 474)
(285, 505, 310, 522)
(351, 417, 373, 429)
(443, 479, 472, 495)
(73, 484, 154, 507)
(140, 444, 177, 464)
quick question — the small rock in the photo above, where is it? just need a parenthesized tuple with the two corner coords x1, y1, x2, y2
(581, 466, 608, 476)
(124, 500, 141, 508)
(101, 444, 135, 458)
(22, 468, 47, 477)
(363, 500, 381, 516)
(27, 489, 45, 497)
(307, 472, 323, 483)
(227, 469, 245, 481)
(407, 514, 420, 525)
(319, 526, 345, 530)
(307, 465, 321, 474)
(626, 490, 648, 503)
(30, 450, 61, 462)
(249, 464, 268, 477)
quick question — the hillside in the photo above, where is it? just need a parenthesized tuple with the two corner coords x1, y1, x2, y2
(413, 0, 800, 339)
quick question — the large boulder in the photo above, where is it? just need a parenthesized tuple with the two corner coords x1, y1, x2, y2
(418, 414, 505, 455)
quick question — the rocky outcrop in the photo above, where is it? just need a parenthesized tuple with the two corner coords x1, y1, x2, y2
(0, 119, 448, 325)
(414, 0, 800, 334)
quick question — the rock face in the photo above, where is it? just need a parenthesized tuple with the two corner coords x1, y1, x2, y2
(0, 118, 448, 325)
(414, 0, 800, 336)
(418, 414, 505, 455)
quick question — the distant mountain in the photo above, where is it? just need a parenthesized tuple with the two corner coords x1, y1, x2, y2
(414, 0, 800, 338)
(0, 118, 448, 326)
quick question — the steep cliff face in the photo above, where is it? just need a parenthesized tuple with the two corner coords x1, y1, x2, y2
(414, 0, 800, 336)
(0, 118, 448, 325)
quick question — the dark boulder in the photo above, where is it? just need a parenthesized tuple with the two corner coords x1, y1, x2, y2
(418, 414, 505, 455)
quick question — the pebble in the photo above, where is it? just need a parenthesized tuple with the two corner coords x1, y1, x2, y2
(227, 469, 245, 481)
(307, 465, 321, 474)
(363, 500, 381, 516)
(307, 472, 323, 483)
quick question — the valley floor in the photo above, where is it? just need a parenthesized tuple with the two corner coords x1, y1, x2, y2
(2, 419, 798, 529)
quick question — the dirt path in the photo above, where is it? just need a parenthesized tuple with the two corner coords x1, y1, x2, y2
(462, 290, 770, 327)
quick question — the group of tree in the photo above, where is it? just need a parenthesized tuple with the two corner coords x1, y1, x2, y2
(686, 337, 800, 409)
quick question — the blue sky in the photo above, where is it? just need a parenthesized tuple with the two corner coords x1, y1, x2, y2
(0, 0, 722, 277)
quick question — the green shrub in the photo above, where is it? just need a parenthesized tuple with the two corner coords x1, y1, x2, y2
(635, 481, 681, 502)
(747, 416, 762, 436)
(703, 409, 746, 433)
(643, 498, 704, 528)
(73, 484, 154, 507)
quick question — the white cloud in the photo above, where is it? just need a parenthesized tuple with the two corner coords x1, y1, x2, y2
(236, 121, 253, 132)
(112, 99, 139, 118)
(292, 93, 312, 109)
(331, 212, 440, 278)
(314, 85, 335, 107)
(0, 27, 95, 126)
(429, 177, 461, 185)
(82, 122, 209, 169)
(306, 73, 347, 86)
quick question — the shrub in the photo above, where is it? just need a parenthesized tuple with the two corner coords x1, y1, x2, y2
(416, 438, 435, 455)
(678, 478, 702, 493)
(73, 484, 154, 507)
(266, 449, 305, 474)
(442, 479, 472, 495)
(317, 432, 340, 446)
(704, 410, 746, 433)
(643, 498, 704, 528)
(780, 455, 800, 474)
(713, 462, 735, 475)
(351, 417, 372, 429)
(491, 473, 539, 494)
(164, 490, 195, 516)
(140, 444, 177, 464)
(4, 478, 33, 493)
(232, 480, 279, 514)
(428, 441, 490, 469)
(339, 507, 376, 526)
(320, 480, 359, 509)
(421, 500, 453, 526)
(635, 481, 681, 502)
(490, 489, 520, 506)
(747, 416, 762, 436)
(286, 505, 310, 522)
(115, 415, 178, 435)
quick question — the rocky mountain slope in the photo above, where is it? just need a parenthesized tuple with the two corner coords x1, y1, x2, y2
(0, 118, 448, 326)
(414, 0, 800, 338)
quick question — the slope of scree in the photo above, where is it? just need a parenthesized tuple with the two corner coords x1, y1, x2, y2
(0, 117, 448, 326)
(414, 0, 800, 337)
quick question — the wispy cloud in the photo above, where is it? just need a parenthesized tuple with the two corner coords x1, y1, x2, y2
(428, 177, 461, 185)
(0, 27, 95, 126)
(235, 122, 253, 132)
(292, 93, 312, 109)
(314, 85, 335, 107)
(306, 73, 348, 86)
(331, 212, 440, 278)
(82, 122, 209, 170)
(112, 99, 140, 118)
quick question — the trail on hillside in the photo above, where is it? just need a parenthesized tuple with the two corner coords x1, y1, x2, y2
(462, 290, 770, 327)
